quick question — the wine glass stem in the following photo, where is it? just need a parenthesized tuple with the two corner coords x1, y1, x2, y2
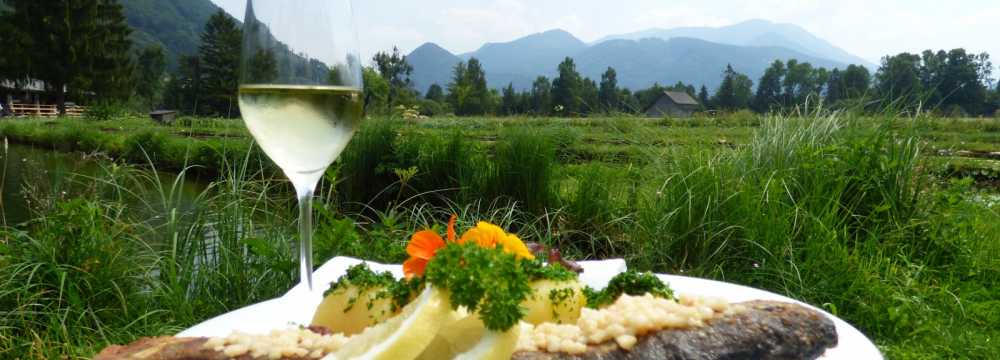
(298, 190, 314, 291)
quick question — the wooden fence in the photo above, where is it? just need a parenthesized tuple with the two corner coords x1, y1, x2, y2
(8, 103, 86, 117)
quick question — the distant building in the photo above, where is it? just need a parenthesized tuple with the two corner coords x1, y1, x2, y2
(644, 90, 700, 118)
(1, 79, 50, 106)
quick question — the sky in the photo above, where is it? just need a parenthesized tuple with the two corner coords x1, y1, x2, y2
(213, 0, 1000, 71)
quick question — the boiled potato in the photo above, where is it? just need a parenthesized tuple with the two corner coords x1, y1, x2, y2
(521, 279, 586, 325)
(311, 285, 395, 335)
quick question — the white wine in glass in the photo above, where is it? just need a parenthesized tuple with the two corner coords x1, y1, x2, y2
(239, 0, 363, 290)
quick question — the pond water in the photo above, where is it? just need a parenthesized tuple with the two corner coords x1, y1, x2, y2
(0, 143, 207, 225)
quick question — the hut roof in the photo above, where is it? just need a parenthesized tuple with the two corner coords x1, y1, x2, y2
(662, 90, 699, 106)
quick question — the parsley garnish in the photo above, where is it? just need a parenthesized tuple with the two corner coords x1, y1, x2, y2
(584, 270, 674, 309)
(424, 242, 532, 332)
(521, 259, 578, 282)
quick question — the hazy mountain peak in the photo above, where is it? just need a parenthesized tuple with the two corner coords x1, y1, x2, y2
(411, 42, 455, 56)
(595, 19, 874, 68)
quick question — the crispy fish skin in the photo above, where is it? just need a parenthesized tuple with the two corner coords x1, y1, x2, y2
(93, 301, 837, 360)
(512, 301, 838, 360)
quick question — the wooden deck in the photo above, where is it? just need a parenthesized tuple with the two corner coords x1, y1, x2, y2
(9, 103, 86, 117)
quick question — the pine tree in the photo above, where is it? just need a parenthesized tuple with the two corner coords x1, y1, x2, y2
(500, 83, 517, 115)
(89, 0, 134, 102)
(598, 67, 619, 112)
(714, 64, 753, 110)
(425, 84, 445, 102)
(530, 76, 552, 115)
(163, 55, 203, 114)
(698, 85, 710, 110)
(446, 58, 491, 115)
(552, 57, 582, 115)
(5, 0, 134, 113)
(135, 46, 167, 109)
(199, 10, 242, 117)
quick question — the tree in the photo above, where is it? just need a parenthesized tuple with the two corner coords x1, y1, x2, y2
(551, 57, 583, 115)
(713, 64, 753, 110)
(530, 76, 552, 115)
(825, 68, 844, 104)
(598, 67, 620, 112)
(425, 84, 445, 102)
(754, 60, 786, 112)
(5, 0, 134, 113)
(500, 83, 517, 115)
(135, 46, 167, 109)
(163, 55, 202, 114)
(446, 58, 492, 115)
(580, 78, 599, 114)
(373, 46, 415, 109)
(199, 10, 242, 116)
(362, 66, 390, 113)
(90, 0, 134, 101)
(841, 64, 871, 99)
(783, 60, 820, 105)
(875, 53, 923, 105)
(698, 85, 711, 110)
(246, 49, 278, 84)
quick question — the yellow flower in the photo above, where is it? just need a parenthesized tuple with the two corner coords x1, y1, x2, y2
(458, 221, 535, 260)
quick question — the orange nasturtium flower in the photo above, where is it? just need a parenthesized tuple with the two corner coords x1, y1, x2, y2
(458, 222, 535, 260)
(403, 215, 457, 278)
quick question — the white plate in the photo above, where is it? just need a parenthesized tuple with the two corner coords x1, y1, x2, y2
(179, 256, 882, 359)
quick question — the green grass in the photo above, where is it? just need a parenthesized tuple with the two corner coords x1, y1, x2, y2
(0, 112, 998, 358)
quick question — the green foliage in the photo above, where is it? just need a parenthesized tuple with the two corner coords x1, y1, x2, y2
(713, 64, 754, 110)
(0, 198, 144, 357)
(598, 67, 620, 112)
(424, 242, 532, 331)
(4, 0, 135, 110)
(362, 66, 391, 114)
(424, 84, 445, 103)
(135, 45, 168, 109)
(118, 0, 221, 70)
(245, 49, 279, 84)
(373, 46, 416, 110)
(584, 271, 673, 308)
(552, 57, 583, 115)
(84, 100, 134, 121)
(0, 113, 998, 358)
(447, 58, 493, 115)
(197, 10, 241, 117)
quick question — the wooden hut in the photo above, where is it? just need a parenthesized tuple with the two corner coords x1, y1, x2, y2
(643, 90, 700, 118)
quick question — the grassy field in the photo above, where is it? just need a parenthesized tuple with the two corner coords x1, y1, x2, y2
(0, 112, 998, 359)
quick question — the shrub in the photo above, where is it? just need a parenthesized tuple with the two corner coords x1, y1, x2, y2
(84, 101, 132, 121)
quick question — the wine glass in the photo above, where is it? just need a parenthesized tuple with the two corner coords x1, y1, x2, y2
(239, 0, 363, 290)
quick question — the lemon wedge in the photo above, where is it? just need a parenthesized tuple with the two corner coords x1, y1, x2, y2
(452, 328, 520, 360)
(416, 311, 485, 359)
(330, 286, 449, 360)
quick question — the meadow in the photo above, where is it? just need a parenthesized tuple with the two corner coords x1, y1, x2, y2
(0, 111, 998, 359)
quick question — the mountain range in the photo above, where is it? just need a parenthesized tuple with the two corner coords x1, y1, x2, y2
(409, 20, 872, 93)
(120, 0, 226, 69)
(111, 1, 871, 92)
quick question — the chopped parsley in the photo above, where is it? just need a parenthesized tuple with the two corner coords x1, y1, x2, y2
(521, 259, 578, 282)
(424, 242, 532, 332)
(323, 263, 423, 314)
(324, 263, 396, 298)
(385, 276, 424, 312)
(548, 287, 577, 323)
(584, 270, 674, 309)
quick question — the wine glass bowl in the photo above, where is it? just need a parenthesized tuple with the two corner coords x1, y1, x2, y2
(239, 0, 363, 290)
